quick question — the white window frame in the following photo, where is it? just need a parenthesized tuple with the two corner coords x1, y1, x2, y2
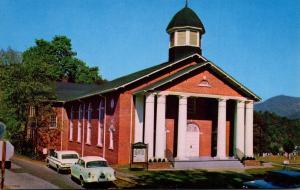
(97, 100, 104, 147)
(86, 103, 92, 145)
(109, 127, 114, 150)
(69, 107, 74, 141)
(77, 105, 82, 143)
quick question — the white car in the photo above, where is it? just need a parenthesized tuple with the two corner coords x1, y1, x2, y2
(70, 156, 116, 187)
(46, 150, 79, 173)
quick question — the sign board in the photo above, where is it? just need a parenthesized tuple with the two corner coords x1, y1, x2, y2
(133, 148, 146, 163)
(130, 142, 148, 170)
(0, 141, 14, 161)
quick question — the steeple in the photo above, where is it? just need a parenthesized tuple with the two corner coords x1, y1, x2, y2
(167, 3, 205, 61)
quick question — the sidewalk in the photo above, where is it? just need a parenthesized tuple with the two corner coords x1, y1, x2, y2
(4, 163, 59, 189)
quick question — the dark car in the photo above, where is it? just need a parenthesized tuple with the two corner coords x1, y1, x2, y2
(243, 170, 300, 189)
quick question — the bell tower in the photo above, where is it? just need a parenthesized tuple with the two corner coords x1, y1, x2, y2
(167, 3, 205, 61)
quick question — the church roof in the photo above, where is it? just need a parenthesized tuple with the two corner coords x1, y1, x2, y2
(166, 6, 205, 33)
(55, 82, 100, 102)
(135, 61, 261, 101)
(55, 54, 260, 102)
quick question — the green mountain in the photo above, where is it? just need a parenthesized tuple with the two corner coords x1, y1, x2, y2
(254, 95, 300, 119)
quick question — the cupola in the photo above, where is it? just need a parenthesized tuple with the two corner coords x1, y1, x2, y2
(167, 3, 205, 61)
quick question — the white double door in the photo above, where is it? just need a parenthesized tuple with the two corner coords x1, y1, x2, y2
(185, 123, 200, 157)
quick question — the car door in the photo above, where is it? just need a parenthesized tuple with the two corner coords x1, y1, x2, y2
(49, 152, 57, 167)
(73, 159, 83, 178)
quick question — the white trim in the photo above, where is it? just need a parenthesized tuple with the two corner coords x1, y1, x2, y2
(103, 97, 107, 158)
(81, 104, 85, 156)
(167, 26, 204, 34)
(86, 103, 92, 145)
(97, 100, 104, 147)
(159, 91, 249, 101)
(174, 31, 178, 46)
(77, 105, 82, 143)
(69, 107, 74, 141)
(129, 95, 133, 162)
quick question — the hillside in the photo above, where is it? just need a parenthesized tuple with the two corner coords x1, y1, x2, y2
(254, 95, 300, 119)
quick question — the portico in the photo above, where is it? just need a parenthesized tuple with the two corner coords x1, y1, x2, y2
(134, 91, 254, 161)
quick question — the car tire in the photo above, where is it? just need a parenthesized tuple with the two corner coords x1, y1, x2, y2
(80, 176, 85, 187)
(70, 174, 76, 181)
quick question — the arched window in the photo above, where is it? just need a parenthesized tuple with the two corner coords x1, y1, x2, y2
(77, 105, 82, 143)
(97, 100, 104, 146)
(69, 107, 73, 141)
(86, 103, 92, 145)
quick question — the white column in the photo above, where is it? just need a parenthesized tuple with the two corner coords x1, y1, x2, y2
(155, 95, 166, 159)
(134, 95, 144, 143)
(176, 96, 188, 160)
(234, 100, 245, 158)
(217, 98, 227, 159)
(245, 101, 254, 157)
(144, 94, 155, 159)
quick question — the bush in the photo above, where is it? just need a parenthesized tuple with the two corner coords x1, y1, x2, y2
(153, 158, 157, 162)
(162, 158, 166, 162)
(158, 158, 162, 162)
(148, 159, 152, 163)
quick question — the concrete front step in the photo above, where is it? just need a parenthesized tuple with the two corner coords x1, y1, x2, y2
(173, 159, 244, 169)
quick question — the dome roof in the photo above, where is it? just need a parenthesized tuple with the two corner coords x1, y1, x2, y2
(166, 6, 205, 34)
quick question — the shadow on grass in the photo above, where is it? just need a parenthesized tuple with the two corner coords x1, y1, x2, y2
(128, 170, 254, 189)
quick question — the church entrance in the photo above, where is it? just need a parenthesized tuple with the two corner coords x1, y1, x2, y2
(185, 123, 200, 157)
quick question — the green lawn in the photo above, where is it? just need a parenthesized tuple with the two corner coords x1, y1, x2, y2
(257, 155, 300, 164)
(115, 164, 296, 189)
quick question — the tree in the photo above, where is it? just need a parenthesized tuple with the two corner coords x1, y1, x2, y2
(283, 139, 295, 155)
(22, 35, 105, 84)
(0, 59, 56, 154)
(0, 47, 22, 65)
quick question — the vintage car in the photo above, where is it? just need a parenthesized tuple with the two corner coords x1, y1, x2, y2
(46, 150, 79, 173)
(70, 156, 116, 187)
(243, 170, 300, 189)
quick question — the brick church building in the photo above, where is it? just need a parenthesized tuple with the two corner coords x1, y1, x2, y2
(37, 4, 260, 165)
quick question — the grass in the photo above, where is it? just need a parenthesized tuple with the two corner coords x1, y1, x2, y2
(256, 155, 300, 164)
(114, 165, 296, 189)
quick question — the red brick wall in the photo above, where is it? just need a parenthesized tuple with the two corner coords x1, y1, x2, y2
(117, 93, 133, 164)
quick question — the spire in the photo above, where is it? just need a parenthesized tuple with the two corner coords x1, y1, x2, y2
(185, 0, 188, 7)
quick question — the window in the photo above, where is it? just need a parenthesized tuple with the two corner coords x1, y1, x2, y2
(50, 114, 57, 128)
(77, 105, 82, 143)
(109, 128, 114, 150)
(97, 100, 104, 146)
(86, 103, 92, 145)
(177, 31, 186, 46)
(109, 121, 115, 150)
(190, 31, 198, 46)
(187, 98, 197, 115)
(69, 107, 74, 141)
(170, 32, 175, 47)
(29, 106, 35, 117)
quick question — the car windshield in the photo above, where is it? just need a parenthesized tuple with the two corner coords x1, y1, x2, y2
(86, 161, 108, 168)
(61, 154, 78, 159)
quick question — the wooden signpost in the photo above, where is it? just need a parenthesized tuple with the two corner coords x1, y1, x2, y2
(130, 142, 148, 170)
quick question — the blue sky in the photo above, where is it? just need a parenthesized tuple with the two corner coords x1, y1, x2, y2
(0, 0, 299, 100)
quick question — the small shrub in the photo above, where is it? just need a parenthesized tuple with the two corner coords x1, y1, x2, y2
(153, 158, 157, 162)
(148, 159, 152, 163)
(158, 158, 162, 162)
(162, 158, 166, 162)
